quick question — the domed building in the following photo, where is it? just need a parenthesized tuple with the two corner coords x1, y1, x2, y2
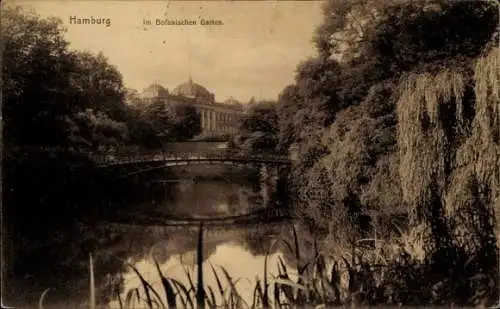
(224, 96, 242, 106)
(142, 82, 169, 99)
(139, 78, 244, 136)
(171, 78, 215, 104)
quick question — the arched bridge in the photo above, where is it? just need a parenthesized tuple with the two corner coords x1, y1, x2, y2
(88, 149, 292, 168)
(103, 206, 293, 227)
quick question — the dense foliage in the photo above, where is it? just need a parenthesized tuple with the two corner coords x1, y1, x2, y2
(127, 101, 202, 147)
(242, 0, 499, 306)
(2, 6, 201, 304)
(233, 100, 280, 152)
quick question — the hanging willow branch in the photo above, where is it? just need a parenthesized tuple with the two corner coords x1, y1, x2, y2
(397, 69, 466, 216)
(396, 48, 500, 264)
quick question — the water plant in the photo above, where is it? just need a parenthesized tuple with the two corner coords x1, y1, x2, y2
(110, 215, 497, 309)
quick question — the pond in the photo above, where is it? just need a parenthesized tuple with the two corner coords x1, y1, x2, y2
(102, 177, 298, 308)
(11, 164, 310, 309)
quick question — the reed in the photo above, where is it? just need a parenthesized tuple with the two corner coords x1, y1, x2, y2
(37, 287, 51, 309)
(126, 262, 166, 309)
(101, 221, 495, 308)
(90, 253, 96, 309)
(196, 223, 205, 309)
(153, 259, 176, 308)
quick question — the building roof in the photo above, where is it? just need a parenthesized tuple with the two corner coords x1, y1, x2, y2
(224, 97, 241, 105)
(171, 78, 214, 102)
(142, 83, 169, 98)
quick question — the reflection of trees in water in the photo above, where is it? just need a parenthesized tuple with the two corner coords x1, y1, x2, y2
(278, 224, 317, 265)
(159, 181, 264, 216)
(5, 169, 178, 305)
(3, 167, 172, 305)
(8, 164, 280, 305)
(95, 223, 315, 304)
(237, 222, 320, 271)
(146, 164, 281, 217)
(148, 228, 218, 265)
(237, 224, 286, 257)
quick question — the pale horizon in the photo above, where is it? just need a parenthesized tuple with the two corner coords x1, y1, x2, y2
(10, 0, 325, 103)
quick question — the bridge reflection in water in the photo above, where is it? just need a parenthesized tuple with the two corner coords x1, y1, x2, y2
(104, 214, 293, 239)
(103, 206, 292, 229)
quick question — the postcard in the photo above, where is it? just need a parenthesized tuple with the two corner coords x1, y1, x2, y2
(2, 0, 499, 308)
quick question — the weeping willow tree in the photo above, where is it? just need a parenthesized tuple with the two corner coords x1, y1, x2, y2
(397, 47, 499, 304)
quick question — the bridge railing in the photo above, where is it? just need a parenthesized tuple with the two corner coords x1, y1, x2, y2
(88, 148, 291, 165)
(6, 146, 291, 165)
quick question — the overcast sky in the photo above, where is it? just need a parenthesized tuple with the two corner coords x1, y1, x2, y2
(13, 0, 324, 103)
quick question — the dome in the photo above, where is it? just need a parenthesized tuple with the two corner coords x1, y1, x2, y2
(171, 78, 214, 103)
(224, 97, 241, 105)
(142, 83, 169, 98)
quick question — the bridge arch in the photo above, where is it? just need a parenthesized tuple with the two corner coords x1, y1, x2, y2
(89, 149, 291, 168)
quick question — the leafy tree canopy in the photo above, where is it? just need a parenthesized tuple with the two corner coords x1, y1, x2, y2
(2, 6, 128, 149)
(235, 100, 280, 152)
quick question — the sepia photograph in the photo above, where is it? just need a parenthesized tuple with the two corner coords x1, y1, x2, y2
(1, 0, 499, 308)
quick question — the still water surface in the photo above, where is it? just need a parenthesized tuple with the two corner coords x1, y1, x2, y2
(101, 176, 298, 308)
(107, 233, 296, 308)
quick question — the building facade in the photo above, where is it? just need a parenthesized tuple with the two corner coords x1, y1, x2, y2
(139, 79, 244, 136)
